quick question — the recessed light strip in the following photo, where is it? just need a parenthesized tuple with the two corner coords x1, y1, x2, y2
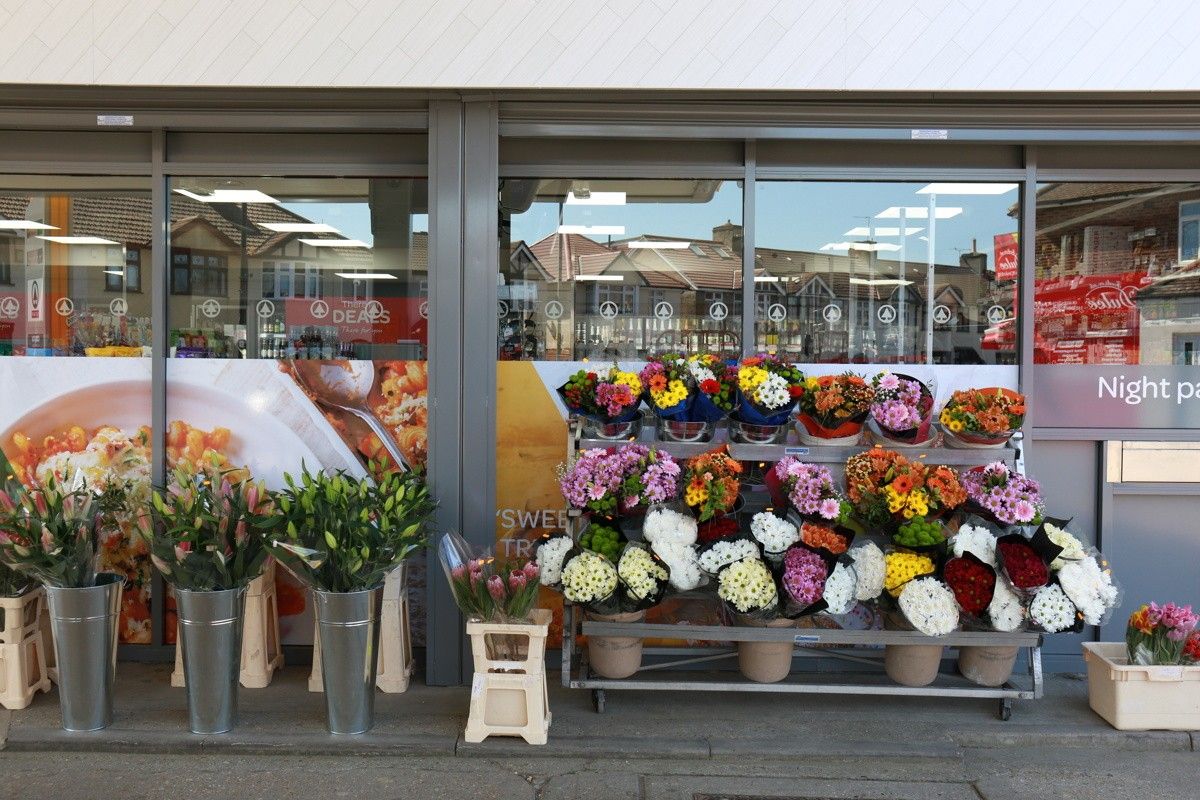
(300, 238, 370, 248)
(334, 272, 395, 280)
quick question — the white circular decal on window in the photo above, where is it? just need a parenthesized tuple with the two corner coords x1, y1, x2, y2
(933, 304, 953, 325)
(365, 300, 384, 321)
(820, 303, 840, 323)
(987, 304, 1007, 325)
(55, 297, 74, 317)
(497, 300, 509, 318)
(418, 299, 429, 319)
(0, 297, 18, 319)
(109, 297, 128, 317)
(654, 301, 673, 320)
(599, 301, 619, 320)
(708, 301, 728, 321)
(255, 299, 275, 319)
(877, 304, 897, 324)
(200, 298, 222, 319)
(544, 299, 564, 320)
(310, 299, 330, 320)
(767, 303, 788, 323)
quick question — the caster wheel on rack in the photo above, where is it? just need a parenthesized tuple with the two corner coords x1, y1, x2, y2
(998, 699, 1012, 721)
(592, 689, 606, 714)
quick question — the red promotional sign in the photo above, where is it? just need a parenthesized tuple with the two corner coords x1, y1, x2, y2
(993, 232, 1019, 281)
(1032, 271, 1153, 364)
(284, 295, 426, 346)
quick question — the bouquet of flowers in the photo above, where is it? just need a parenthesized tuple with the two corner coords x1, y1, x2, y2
(439, 532, 541, 623)
(641, 505, 703, 591)
(558, 364, 643, 423)
(822, 561, 858, 614)
(687, 354, 738, 420)
(848, 541, 886, 601)
(1044, 520, 1087, 570)
(768, 458, 851, 525)
(558, 449, 623, 517)
(780, 544, 830, 613)
(1057, 553, 1120, 626)
(749, 512, 799, 559)
(559, 550, 619, 611)
(1029, 582, 1079, 633)
(987, 579, 1027, 632)
(717, 556, 779, 618)
(883, 549, 936, 598)
(696, 534, 761, 577)
(734, 354, 804, 425)
(870, 372, 935, 443)
(939, 387, 1026, 445)
(995, 535, 1052, 593)
(639, 354, 693, 420)
(795, 372, 875, 440)
(962, 462, 1044, 526)
(952, 520, 998, 567)
(845, 448, 964, 530)
(146, 463, 278, 591)
(533, 532, 573, 586)
(616, 544, 670, 608)
(897, 577, 960, 636)
(942, 553, 997, 618)
(799, 521, 852, 555)
(615, 445, 681, 513)
(682, 448, 742, 522)
(1127, 603, 1200, 665)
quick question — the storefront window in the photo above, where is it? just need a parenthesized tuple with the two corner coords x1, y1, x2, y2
(165, 176, 430, 646)
(1034, 182, 1200, 366)
(0, 176, 154, 642)
(754, 181, 1020, 366)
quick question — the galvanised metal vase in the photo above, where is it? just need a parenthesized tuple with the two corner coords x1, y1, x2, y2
(313, 586, 383, 735)
(176, 585, 247, 734)
(44, 573, 123, 732)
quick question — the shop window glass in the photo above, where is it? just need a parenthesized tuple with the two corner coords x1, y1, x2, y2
(754, 181, 1020, 367)
(165, 176, 430, 648)
(0, 175, 153, 642)
(1034, 183, 1200, 366)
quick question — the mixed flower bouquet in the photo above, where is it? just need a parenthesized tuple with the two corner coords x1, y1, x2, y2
(962, 462, 1044, 526)
(767, 458, 851, 525)
(717, 556, 779, 617)
(682, 448, 742, 522)
(794, 372, 875, 439)
(615, 445, 681, 513)
(735, 354, 804, 425)
(939, 387, 1026, 445)
(641, 505, 703, 591)
(870, 372, 935, 443)
(639, 354, 692, 419)
(897, 577, 960, 636)
(146, 463, 278, 591)
(1126, 602, 1200, 665)
(558, 365, 643, 423)
(687, 354, 738, 420)
(844, 448, 965, 529)
(439, 533, 542, 623)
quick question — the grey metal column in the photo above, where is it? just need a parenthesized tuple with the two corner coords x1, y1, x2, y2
(149, 129, 167, 651)
(1018, 148, 1037, 458)
(425, 100, 466, 686)
(741, 140, 756, 356)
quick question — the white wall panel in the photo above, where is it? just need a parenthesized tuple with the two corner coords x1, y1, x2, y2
(0, 0, 1196, 90)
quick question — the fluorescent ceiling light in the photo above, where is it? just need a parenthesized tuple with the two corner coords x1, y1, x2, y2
(37, 235, 119, 245)
(850, 278, 913, 286)
(754, 276, 781, 282)
(334, 272, 395, 280)
(260, 222, 340, 233)
(843, 226, 923, 237)
(627, 241, 690, 249)
(103, 270, 124, 276)
(557, 225, 625, 235)
(0, 220, 57, 230)
(820, 241, 902, 252)
(566, 191, 626, 205)
(916, 183, 1018, 195)
(299, 238, 370, 248)
(574, 274, 623, 282)
(174, 188, 279, 204)
(875, 206, 964, 219)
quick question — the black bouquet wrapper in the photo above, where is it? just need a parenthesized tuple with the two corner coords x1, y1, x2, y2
(533, 531, 575, 589)
(775, 542, 839, 619)
(995, 529, 1062, 599)
(560, 545, 622, 616)
(715, 556, 783, 622)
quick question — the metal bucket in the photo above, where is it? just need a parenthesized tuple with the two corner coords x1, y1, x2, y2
(176, 586, 247, 734)
(313, 587, 383, 735)
(44, 573, 123, 732)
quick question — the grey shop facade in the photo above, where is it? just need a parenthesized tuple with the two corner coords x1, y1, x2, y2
(0, 88, 1197, 685)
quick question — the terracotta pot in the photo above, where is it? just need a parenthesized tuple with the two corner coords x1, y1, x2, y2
(586, 610, 645, 679)
(884, 644, 945, 687)
(958, 645, 1020, 687)
(737, 616, 795, 683)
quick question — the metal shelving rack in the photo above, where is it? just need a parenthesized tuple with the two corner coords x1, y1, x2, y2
(561, 416, 1043, 719)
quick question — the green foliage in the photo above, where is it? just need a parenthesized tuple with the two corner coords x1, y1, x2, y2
(146, 463, 279, 591)
(269, 462, 435, 593)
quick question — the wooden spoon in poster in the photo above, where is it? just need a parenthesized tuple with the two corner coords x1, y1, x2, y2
(289, 360, 410, 473)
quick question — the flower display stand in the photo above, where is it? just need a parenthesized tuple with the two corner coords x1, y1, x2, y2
(0, 589, 53, 711)
(1083, 642, 1200, 730)
(463, 608, 552, 746)
(171, 563, 283, 689)
(309, 565, 412, 693)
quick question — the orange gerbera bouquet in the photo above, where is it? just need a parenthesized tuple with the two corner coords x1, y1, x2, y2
(795, 372, 875, 438)
(682, 447, 743, 522)
(940, 387, 1026, 445)
(844, 448, 965, 529)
